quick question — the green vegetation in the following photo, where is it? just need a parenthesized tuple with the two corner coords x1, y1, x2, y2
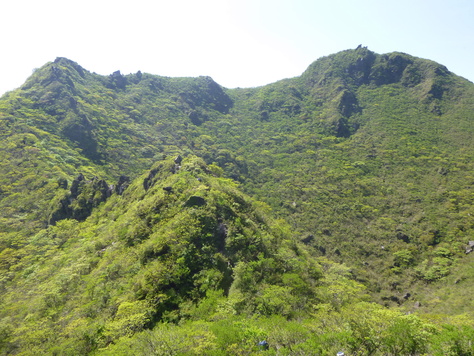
(1, 47, 474, 354)
(0, 156, 323, 353)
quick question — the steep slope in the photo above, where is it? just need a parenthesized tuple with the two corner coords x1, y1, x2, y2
(223, 47, 474, 306)
(11, 57, 232, 173)
(0, 58, 235, 256)
(0, 156, 324, 354)
(3, 158, 470, 356)
(1, 47, 474, 321)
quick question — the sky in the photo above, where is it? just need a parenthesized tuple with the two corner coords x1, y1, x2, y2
(1, 0, 473, 95)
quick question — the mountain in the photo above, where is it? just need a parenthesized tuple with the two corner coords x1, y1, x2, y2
(1, 47, 474, 354)
(0, 156, 329, 353)
(226, 48, 474, 301)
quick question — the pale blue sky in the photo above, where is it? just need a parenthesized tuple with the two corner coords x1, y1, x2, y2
(1, 0, 473, 95)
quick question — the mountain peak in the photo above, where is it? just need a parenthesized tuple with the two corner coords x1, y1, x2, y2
(21, 57, 89, 93)
(301, 47, 453, 90)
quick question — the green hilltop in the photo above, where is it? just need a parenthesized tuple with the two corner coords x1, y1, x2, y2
(1, 47, 474, 354)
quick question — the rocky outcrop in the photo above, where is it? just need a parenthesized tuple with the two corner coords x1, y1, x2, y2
(115, 175, 131, 195)
(465, 241, 474, 254)
(107, 70, 128, 90)
(143, 167, 160, 191)
(49, 174, 129, 225)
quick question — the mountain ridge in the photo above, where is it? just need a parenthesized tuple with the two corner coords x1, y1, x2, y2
(2, 47, 474, 354)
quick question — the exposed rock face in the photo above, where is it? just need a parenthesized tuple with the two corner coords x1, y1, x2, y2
(347, 48, 377, 86)
(70, 173, 85, 198)
(170, 155, 183, 174)
(464, 241, 474, 254)
(108, 70, 128, 89)
(49, 174, 130, 225)
(370, 53, 414, 86)
(144, 168, 159, 191)
(115, 175, 130, 195)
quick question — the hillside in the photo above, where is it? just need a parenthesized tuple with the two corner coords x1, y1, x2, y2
(1, 47, 474, 354)
(225, 48, 474, 306)
(0, 156, 330, 353)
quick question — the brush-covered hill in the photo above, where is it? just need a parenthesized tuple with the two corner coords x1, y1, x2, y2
(0, 156, 327, 354)
(2, 47, 474, 354)
(1, 156, 470, 355)
(225, 47, 474, 307)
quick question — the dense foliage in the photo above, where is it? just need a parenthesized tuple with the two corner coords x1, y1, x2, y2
(1, 47, 474, 354)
